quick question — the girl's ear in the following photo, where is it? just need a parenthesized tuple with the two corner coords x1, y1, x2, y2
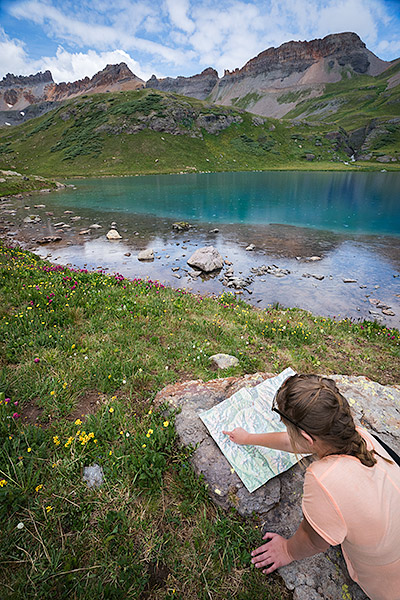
(300, 430, 314, 447)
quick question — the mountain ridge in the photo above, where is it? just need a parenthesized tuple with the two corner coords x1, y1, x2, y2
(0, 32, 398, 127)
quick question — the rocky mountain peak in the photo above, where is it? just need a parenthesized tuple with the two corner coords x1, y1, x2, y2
(90, 62, 137, 86)
(0, 70, 53, 88)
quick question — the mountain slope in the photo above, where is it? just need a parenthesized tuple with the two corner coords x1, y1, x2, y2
(0, 88, 398, 181)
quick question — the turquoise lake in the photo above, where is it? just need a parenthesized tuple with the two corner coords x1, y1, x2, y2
(30, 171, 400, 328)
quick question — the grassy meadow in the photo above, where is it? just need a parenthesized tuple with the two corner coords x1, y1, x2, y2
(1, 241, 399, 599)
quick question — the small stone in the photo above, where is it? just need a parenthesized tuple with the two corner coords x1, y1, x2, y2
(124, 252, 131, 257)
(78, 229, 91, 235)
(83, 463, 104, 488)
(343, 278, 357, 283)
(64, 210, 73, 214)
(106, 229, 122, 240)
(138, 248, 154, 261)
(209, 354, 239, 369)
(90, 224, 102, 229)
(246, 244, 255, 251)
(34, 204, 46, 208)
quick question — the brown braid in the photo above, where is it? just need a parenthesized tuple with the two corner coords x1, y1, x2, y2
(275, 374, 381, 467)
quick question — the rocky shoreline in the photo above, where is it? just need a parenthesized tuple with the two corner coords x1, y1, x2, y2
(1, 189, 399, 330)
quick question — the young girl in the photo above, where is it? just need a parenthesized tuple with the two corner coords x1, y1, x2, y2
(223, 374, 400, 600)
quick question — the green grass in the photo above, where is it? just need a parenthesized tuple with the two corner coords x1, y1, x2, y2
(0, 88, 399, 180)
(0, 170, 59, 196)
(0, 241, 399, 598)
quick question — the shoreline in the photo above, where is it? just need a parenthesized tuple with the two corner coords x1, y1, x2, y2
(1, 187, 399, 332)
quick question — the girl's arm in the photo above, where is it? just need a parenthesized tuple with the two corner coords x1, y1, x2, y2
(222, 427, 295, 452)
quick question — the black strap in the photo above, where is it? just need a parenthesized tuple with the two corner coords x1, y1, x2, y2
(371, 433, 400, 467)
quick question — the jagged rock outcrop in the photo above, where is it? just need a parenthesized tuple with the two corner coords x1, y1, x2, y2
(0, 63, 144, 114)
(146, 67, 219, 100)
(209, 32, 390, 118)
(46, 63, 144, 102)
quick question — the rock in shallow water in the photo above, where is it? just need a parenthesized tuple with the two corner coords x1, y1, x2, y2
(106, 229, 122, 240)
(187, 246, 223, 272)
(138, 248, 154, 261)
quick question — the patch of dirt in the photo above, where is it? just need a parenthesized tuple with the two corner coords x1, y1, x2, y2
(21, 399, 45, 425)
(141, 561, 170, 598)
(67, 389, 106, 422)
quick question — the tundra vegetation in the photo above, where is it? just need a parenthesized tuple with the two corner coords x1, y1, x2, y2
(1, 242, 399, 599)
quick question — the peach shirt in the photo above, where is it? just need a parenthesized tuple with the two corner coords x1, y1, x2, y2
(302, 428, 400, 600)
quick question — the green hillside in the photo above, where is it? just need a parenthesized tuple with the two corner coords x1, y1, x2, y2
(0, 85, 399, 184)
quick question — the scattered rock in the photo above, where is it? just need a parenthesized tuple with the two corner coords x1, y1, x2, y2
(246, 243, 255, 251)
(251, 265, 290, 278)
(171, 267, 180, 272)
(23, 215, 41, 224)
(78, 229, 91, 235)
(89, 224, 102, 229)
(34, 204, 46, 209)
(222, 268, 253, 289)
(209, 228, 219, 233)
(138, 248, 154, 261)
(305, 153, 315, 161)
(124, 252, 131, 257)
(64, 210, 74, 214)
(305, 256, 322, 262)
(302, 273, 324, 280)
(83, 464, 104, 488)
(36, 236, 62, 244)
(70, 216, 81, 221)
(209, 354, 239, 369)
(343, 278, 357, 283)
(187, 246, 224, 272)
(106, 229, 122, 240)
(172, 221, 192, 231)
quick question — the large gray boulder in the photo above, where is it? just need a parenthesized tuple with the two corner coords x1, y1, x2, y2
(155, 373, 400, 600)
(187, 246, 224, 272)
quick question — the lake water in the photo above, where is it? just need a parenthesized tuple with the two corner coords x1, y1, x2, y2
(30, 171, 400, 328)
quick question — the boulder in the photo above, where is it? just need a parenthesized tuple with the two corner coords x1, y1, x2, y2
(209, 354, 240, 369)
(106, 229, 122, 240)
(23, 215, 41, 223)
(187, 246, 224, 272)
(138, 248, 154, 261)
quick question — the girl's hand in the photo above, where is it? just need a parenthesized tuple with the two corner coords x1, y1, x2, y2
(251, 532, 293, 574)
(222, 427, 250, 445)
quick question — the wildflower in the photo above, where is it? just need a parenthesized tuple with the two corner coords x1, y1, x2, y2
(74, 418, 82, 425)
(50, 391, 55, 396)
(0, 479, 7, 487)
(122, 379, 126, 384)
(125, 432, 130, 437)
(12, 412, 20, 419)
(109, 407, 114, 413)
(163, 421, 169, 428)
(65, 436, 73, 448)
(142, 444, 146, 448)
(14, 401, 18, 406)
(5, 398, 10, 404)
(27, 447, 32, 453)
(45, 506, 53, 513)
(71, 344, 75, 349)
(109, 450, 112, 456)
(53, 436, 60, 446)
(16, 522, 24, 529)
(35, 484, 43, 492)
(111, 396, 117, 400)
(34, 358, 40, 363)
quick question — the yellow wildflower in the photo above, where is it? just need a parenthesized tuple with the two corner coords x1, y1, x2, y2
(27, 447, 32, 453)
(65, 436, 74, 448)
(109, 407, 114, 413)
(163, 421, 169, 427)
(35, 484, 43, 492)
(53, 436, 60, 446)
(50, 391, 55, 396)
(74, 418, 82, 425)
(142, 444, 146, 448)
(0, 479, 7, 487)
(45, 506, 53, 513)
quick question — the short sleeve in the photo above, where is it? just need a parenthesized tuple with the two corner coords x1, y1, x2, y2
(302, 468, 348, 546)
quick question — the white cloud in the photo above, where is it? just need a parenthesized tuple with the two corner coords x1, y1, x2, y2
(165, 0, 195, 34)
(0, 28, 31, 78)
(39, 47, 153, 82)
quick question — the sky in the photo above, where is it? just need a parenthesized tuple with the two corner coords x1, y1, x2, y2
(0, 0, 399, 84)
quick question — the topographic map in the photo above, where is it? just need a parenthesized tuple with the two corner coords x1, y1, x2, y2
(200, 367, 299, 492)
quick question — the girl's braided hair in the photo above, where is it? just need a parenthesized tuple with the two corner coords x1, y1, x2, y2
(275, 374, 378, 467)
